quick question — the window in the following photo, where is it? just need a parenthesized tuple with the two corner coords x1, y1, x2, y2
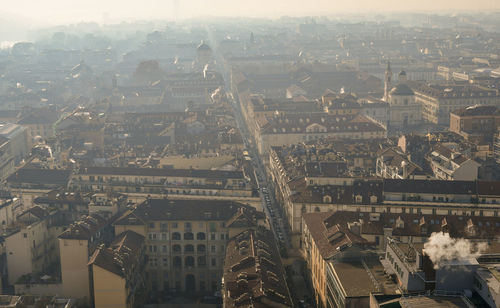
(211, 233, 216, 240)
(148, 233, 157, 240)
(220, 234, 225, 240)
(149, 222, 155, 229)
(163, 258, 168, 267)
(185, 222, 192, 229)
(185, 256, 195, 268)
(197, 244, 206, 252)
(162, 245, 167, 253)
(197, 232, 206, 240)
(172, 222, 178, 228)
(149, 245, 158, 253)
(211, 245, 216, 253)
(198, 256, 206, 267)
(173, 256, 182, 269)
(162, 233, 167, 240)
(184, 232, 194, 240)
(211, 258, 216, 266)
(185, 244, 194, 253)
(172, 232, 181, 240)
(173, 245, 181, 253)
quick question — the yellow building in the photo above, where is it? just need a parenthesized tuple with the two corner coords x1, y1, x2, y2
(5, 206, 62, 286)
(89, 231, 147, 308)
(58, 214, 113, 302)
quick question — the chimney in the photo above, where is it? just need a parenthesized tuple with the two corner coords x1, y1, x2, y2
(422, 252, 437, 291)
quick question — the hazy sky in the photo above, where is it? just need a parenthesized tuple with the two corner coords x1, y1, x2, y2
(2, 0, 499, 25)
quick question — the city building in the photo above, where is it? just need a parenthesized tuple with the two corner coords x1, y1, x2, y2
(4, 206, 63, 286)
(58, 214, 113, 301)
(255, 113, 386, 154)
(411, 82, 500, 125)
(302, 211, 398, 308)
(222, 227, 292, 308)
(113, 198, 266, 293)
(449, 105, 500, 141)
(70, 167, 255, 198)
(385, 71, 422, 129)
(89, 231, 148, 308)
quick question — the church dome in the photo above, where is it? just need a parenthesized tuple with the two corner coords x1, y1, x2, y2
(390, 83, 414, 96)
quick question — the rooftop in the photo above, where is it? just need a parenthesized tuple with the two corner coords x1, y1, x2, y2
(223, 228, 292, 308)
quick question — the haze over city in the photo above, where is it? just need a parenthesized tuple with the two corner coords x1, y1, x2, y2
(1, 1, 500, 308)
(2, 0, 500, 24)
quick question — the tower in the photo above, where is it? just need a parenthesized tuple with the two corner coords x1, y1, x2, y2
(384, 61, 392, 101)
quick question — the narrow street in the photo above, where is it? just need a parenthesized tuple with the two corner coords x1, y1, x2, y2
(206, 26, 292, 249)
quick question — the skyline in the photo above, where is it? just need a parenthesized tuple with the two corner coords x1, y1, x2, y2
(2, 0, 500, 26)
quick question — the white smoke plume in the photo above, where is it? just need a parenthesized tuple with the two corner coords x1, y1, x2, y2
(423, 232, 488, 269)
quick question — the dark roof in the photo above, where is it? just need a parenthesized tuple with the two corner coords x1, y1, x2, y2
(89, 230, 144, 278)
(451, 105, 498, 117)
(390, 83, 414, 96)
(313, 210, 500, 240)
(79, 167, 244, 179)
(303, 212, 369, 259)
(114, 198, 256, 225)
(7, 168, 71, 186)
(58, 213, 108, 240)
(17, 111, 59, 125)
(223, 228, 292, 308)
(383, 179, 477, 195)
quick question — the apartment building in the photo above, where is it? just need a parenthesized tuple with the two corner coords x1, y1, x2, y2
(89, 231, 148, 308)
(410, 82, 500, 125)
(113, 198, 266, 293)
(255, 113, 386, 154)
(58, 214, 113, 301)
(70, 167, 254, 198)
(223, 227, 292, 308)
(302, 212, 398, 308)
(4, 207, 63, 285)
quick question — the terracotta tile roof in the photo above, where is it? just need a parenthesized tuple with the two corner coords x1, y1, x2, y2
(223, 228, 292, 307)
(89, 230, 145, 278)
(303, 212, 369, 259)
(58, 213, 108, 240)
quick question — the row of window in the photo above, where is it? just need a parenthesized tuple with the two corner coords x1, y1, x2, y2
(148, 221, 224, 230)
(149, 244, 224, 254)
(149, 256, 221, 268)
(148, 232, 227, 241)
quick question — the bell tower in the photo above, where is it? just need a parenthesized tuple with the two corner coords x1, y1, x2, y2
(384, 61, 392, 101)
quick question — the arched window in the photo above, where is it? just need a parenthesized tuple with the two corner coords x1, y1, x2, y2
(173, 256, 182, 268)
(172, 232, 181, 240)
(197, 232, 206, 240)
(185, 244, 194, 253)
(315, 207, 321, 212)
(173, 244, 181, 253)
(185, 256, 195, 268)
(198, 256, 206, 267)
(184, 232, 194, 240)
(323, 195, 332, 203)
(197, 244, 206, 252)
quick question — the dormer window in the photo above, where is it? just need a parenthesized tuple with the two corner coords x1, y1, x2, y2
(323, 195, 332, 203)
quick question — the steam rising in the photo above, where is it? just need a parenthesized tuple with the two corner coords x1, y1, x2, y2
(423, 232, 487, 269)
